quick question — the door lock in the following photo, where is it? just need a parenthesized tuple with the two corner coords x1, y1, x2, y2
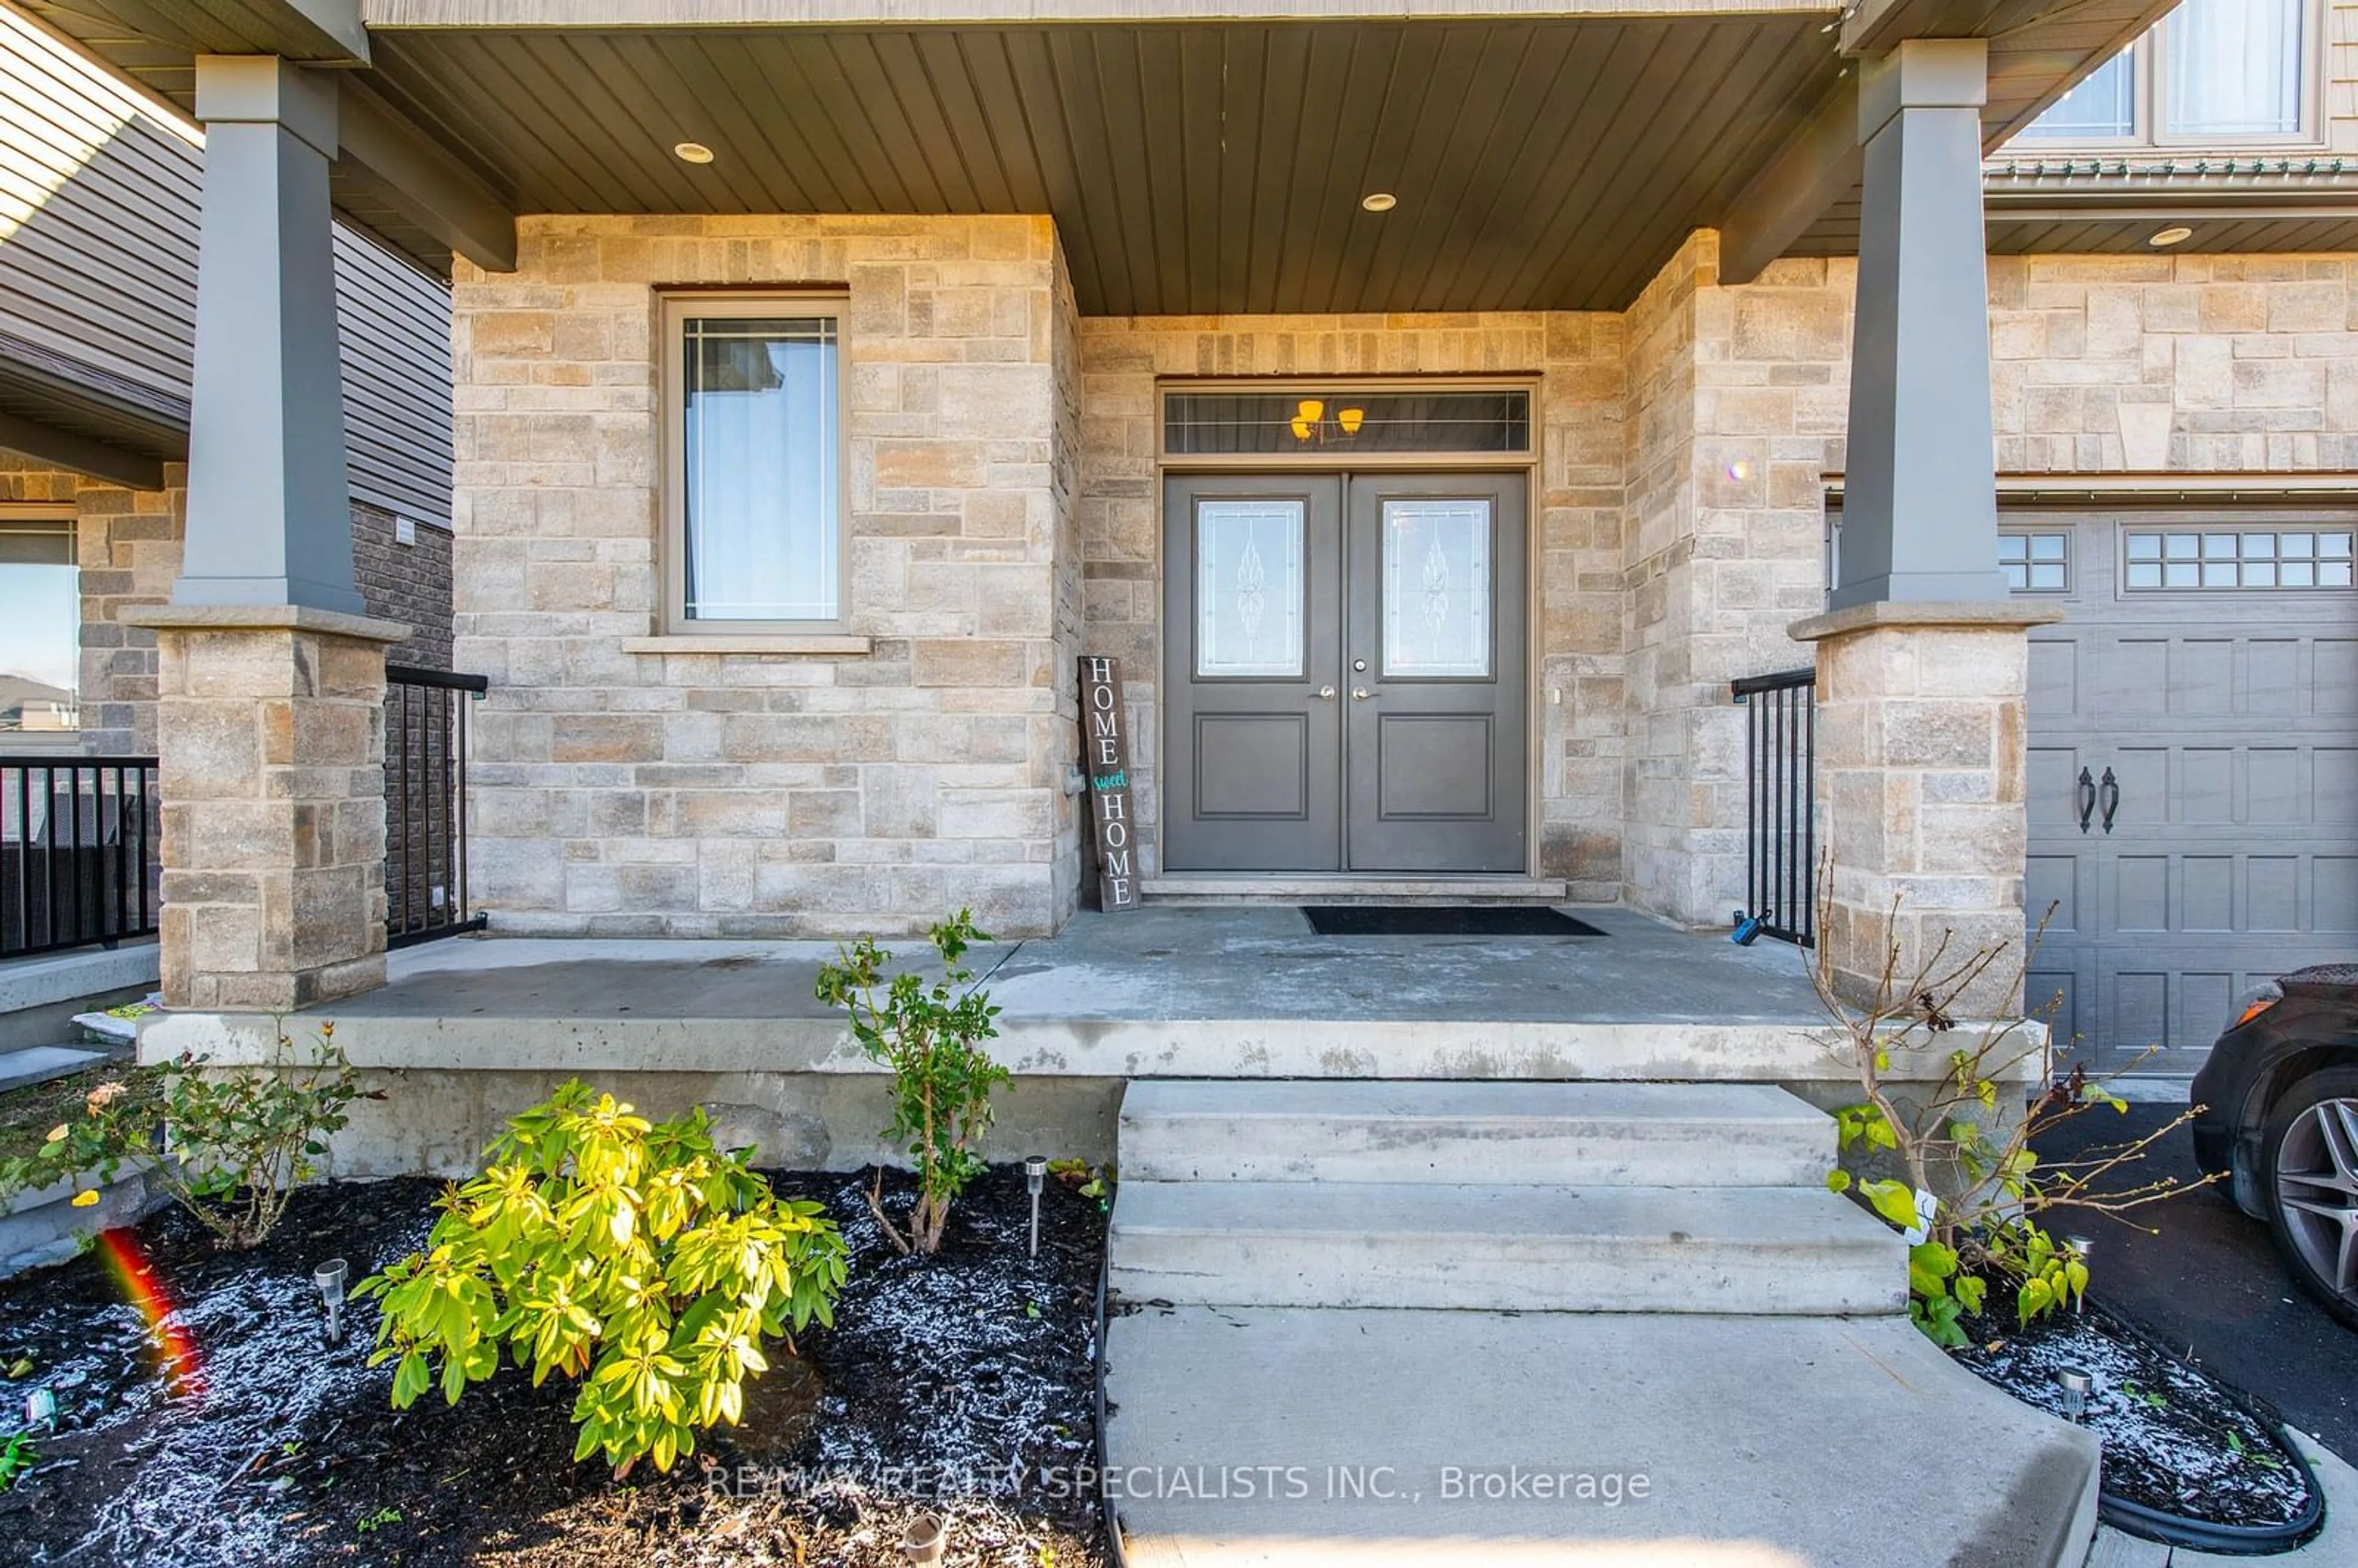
(1352, 659, 1368, 672)
(1352, 687, 1378, 701)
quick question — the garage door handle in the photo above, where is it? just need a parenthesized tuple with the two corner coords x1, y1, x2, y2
(2099, 767, 2120, 835)
(2076, 767, 2096, 834)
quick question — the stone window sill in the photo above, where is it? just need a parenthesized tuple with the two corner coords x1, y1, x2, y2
(620, 634, 873, 658)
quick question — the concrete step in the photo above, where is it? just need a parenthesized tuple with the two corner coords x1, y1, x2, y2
(1105, 1307, 2100, 1568)
(1119, 1078, 1833, 1186)
(1107, 1179, 1907, 1316)
(0, 1043, 109, 1094)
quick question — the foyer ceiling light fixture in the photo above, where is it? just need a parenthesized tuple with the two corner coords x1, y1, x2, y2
(1361, 192, 1397, 212)
(2147, 225, 2193, 247)
(673, 141, 715, 164)
(1290, 398, 1367, 444)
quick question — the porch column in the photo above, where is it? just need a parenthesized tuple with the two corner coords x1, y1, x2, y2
(1834, 39, 2004, 612)
(1799, 41, 2050, 1017)
(135, 56, 405, 1012)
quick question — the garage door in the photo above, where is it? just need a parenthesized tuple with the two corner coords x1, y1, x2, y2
(2019, 508, 2358, 1076)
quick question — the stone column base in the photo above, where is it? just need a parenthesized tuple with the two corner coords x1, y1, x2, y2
(125, 605, 410, 1011)
(1789, 600, 2063, 1018)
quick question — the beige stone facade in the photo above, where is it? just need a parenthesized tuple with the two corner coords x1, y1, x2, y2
(446, 214, 2358, 939)
(451, 215, 1083, 937)
(135, 610, 401, 1010)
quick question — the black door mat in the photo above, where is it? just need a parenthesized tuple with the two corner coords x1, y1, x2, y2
(1301, 906, 1608, 937)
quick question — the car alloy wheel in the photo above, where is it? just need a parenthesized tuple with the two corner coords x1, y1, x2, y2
(2270, 1078, 2358, 1327)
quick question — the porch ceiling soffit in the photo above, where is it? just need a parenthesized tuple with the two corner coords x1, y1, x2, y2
(15, 0, 515, 273)
(0, 327, 186, 487)
(1721, 0, 2185, 284)
(25, 0, 2178, 307)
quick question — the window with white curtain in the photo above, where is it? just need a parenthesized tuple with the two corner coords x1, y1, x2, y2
(666, 300, 844, 629)
(2013, 0, 2315, 147)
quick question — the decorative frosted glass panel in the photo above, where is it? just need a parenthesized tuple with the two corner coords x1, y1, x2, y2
(682, 316, 839, 621)
(2166, 0, 2305, 139)
(2020, 51, 2136, 140)
(1195, 500, 1305, 677)
(1382, 499, 1492, 678)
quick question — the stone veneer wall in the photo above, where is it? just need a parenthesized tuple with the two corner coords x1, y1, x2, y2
(1621, 236, 1851, 926)
(449, 214, 1082, 937)
(1074, 312, 1629, 898)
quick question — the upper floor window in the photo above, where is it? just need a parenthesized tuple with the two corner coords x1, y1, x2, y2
(0, 514, 79, 740)
(662, 296, 846, 632)
(2015, 0, 2316, 148)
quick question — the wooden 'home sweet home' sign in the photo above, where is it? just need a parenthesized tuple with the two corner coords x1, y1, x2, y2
(1078, 656, 1139, 911)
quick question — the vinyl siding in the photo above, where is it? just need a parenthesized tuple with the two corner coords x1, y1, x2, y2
(0, 7, 453, 522)
(335, 224, 454, 527)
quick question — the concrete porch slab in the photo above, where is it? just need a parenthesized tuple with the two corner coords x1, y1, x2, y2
(144, 907, 1932, 1087)
(1103, 1306, 2099, 1568)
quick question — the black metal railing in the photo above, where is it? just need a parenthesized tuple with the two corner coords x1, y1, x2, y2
(0, 755, 159, 958)
(1732, 666, 1816, 948)
(386, 666, 488, 947)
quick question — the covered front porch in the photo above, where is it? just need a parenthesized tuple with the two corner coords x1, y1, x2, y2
(137, 903, 1882, 1175)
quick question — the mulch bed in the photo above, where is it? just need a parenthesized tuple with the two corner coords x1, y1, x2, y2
(0, 1165, 1109, 1566)
(1953, 1279, 2318, 1539)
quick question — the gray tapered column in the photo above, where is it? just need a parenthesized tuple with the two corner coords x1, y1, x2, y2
(142, 57, 403, 1014)
(1799, 41, 2044, 1015)
(176, 55, 361, 614)
(1832, 39, 2004, 611)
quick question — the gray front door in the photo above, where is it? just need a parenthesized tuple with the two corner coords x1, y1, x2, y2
(1161, 471, 1527, 874)
(2020, 510, 2358, 1074)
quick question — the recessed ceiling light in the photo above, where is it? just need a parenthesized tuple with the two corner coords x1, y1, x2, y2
(2147, 225, 2194, 247)
(1361, 192, 1397, 213)
(673, 141, 715, 165)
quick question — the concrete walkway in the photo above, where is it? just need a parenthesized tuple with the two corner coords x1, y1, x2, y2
(1103, 1306, 2098, 1567)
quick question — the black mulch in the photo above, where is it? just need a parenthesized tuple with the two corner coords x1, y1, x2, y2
(0, 1165, 1108, 1566)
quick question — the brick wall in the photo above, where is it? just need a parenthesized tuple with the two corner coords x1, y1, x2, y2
(353, 503, 454, 671)
(449, 214, 1079, 938)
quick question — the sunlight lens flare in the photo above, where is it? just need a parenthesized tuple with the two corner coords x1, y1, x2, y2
(95, 1230, 203, 1399)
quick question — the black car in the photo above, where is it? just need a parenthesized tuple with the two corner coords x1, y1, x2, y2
(2192, 964, 2358, 1330)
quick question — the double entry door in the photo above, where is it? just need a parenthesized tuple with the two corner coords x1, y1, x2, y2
(1161, 471, 1528, 874)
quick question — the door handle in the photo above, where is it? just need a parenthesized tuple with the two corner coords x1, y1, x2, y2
(2076, 767, 2096, 834)
(1312, 685, 1336, 701)
(2099, 767, 2120, 835)
(1352, 687, 1378, 701)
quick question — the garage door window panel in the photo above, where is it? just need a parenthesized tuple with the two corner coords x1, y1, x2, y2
(2125, 529, 2354, 591)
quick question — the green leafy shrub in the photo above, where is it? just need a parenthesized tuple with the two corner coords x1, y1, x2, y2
(1813, 882, 2203, 1348)
(814, 909, 1007, 1255)
(356, 1083, 846, 1477)
(0, 1027, 359, 1249)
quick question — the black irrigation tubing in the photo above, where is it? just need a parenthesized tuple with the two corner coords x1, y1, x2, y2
(2085, 1299, 2329, 1555)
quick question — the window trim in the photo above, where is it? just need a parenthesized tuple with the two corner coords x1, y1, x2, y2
(2010, 0, 2324, 153)
(658, 291, 852, 637)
